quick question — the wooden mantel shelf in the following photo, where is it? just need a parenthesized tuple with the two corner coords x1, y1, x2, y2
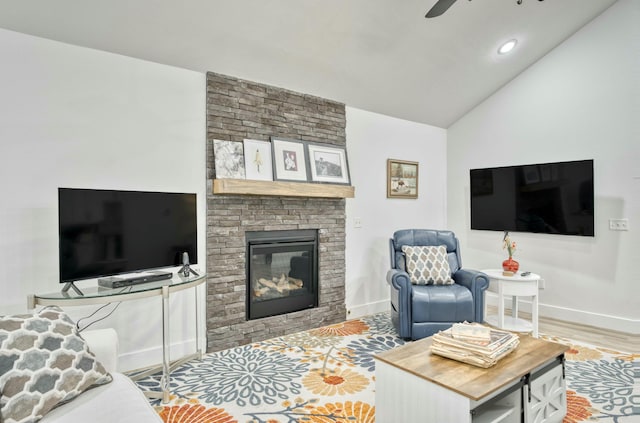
(212, 179, 355, 198)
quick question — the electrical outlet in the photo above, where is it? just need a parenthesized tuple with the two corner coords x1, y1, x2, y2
(538, 279, 545, 290)
(609, 218, 629, 231)
(354, 217, 362, 228)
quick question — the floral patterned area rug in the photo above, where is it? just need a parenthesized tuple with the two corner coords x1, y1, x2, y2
(540, 335, 638, 423)
(133, 313, 639, 423)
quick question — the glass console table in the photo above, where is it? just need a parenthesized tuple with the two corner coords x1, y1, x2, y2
(27, 272, 206, 403)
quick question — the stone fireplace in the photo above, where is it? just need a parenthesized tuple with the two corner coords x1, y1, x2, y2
(205, 72, 347, 352)
(246, 229, 318, 320)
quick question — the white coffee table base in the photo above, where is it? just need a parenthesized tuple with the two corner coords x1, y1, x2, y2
(374, 336, 568, 423)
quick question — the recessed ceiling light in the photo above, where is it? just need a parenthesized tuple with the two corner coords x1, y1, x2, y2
(498, 39, 518, 55)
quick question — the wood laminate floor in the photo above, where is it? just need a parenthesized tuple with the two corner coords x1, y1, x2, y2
(487, 306, 638, 353)
(538, 315, 638, 353)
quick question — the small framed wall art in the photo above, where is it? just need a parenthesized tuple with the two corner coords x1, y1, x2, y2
(271, 137, 309, 182)
(307, 142, 350, 185)
(213, 139, 246, 179)
(387, 159, 418, 198)
(243, 139, 273, 181)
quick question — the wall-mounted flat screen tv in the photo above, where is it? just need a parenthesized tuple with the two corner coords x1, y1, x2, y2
(58, 188, 198, 283)
(470, 160, 594, 236)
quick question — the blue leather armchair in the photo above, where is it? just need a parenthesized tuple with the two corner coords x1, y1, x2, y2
(386, 229, 489, 340)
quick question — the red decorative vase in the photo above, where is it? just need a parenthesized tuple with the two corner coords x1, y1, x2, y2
(502, 257, 519, 273)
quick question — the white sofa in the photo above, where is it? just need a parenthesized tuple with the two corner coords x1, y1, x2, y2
(41, 329, 162, 423)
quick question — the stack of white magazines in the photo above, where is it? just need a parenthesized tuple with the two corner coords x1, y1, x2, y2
(430, 323, 520, 368)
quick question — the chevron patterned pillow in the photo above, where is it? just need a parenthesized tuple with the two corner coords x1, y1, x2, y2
(401, 245, 454, 285)
(0, 306, 112, 423)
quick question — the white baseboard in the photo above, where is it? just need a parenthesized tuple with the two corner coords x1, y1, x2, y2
(485, 293, 638, 334)
(118, 339, 198, 373)
(347, 300, 389, 319)
(538, 303, 638, 335)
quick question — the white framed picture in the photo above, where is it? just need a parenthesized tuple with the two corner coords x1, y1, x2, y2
(270, 137, 309, 182)
(213, 139, 245, 179)
(307, 142, 350, 185)
(243, 139, 273, 181)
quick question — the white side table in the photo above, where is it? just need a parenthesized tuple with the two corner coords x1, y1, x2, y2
(482, 269, 540, 338)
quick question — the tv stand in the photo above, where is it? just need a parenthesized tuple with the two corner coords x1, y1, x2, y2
(61, 282, 84, 296)
(28, 272, 206, 404)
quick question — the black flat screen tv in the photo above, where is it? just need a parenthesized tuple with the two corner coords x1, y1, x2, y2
(470, 160, 594, 236)
(58, 188, 197, 283)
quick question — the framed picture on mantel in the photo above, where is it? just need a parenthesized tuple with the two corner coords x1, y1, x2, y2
(213, 139, 246, 179)
(307, 142, 350, 185)
(387, 159, 418, 199)
(243, 139, 273, 181)
(271, 137, 309, 182)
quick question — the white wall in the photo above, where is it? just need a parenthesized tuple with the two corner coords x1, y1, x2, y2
(345, 107, 448, 317)
(0, 28, 449, 368)
(0, 29, 206, 370)
(447, 0, 639, 333)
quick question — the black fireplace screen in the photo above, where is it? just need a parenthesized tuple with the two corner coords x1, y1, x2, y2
(246, 230, 318, 320)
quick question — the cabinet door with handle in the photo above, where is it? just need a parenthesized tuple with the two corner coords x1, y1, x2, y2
(524, 364, 566, 423)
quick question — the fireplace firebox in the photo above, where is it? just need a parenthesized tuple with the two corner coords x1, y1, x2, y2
(245, 229, 318, 320)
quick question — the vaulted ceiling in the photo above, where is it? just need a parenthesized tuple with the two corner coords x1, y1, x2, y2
(0, 0, 618, 127)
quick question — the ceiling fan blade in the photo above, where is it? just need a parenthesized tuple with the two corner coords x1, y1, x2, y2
(425, 0, 458, 18)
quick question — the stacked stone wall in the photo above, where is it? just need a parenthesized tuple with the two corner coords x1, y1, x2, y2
(205, 72, 347, 351)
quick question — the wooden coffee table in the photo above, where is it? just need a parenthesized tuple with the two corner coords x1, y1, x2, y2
(375, 335, 568, 423)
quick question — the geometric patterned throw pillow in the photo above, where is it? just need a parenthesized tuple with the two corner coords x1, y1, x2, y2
(0, 306, 112, 423)
(401, 245, 454, 285)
